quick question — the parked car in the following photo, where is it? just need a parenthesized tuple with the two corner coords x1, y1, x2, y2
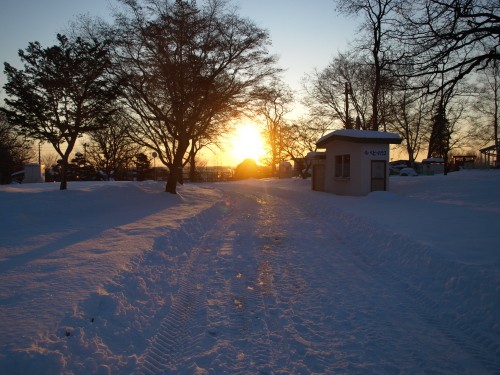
(399, 167, 418, 176)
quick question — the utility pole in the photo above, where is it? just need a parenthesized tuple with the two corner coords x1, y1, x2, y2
(83, 143, 87, 161)
(152, 152, 157, 180)
(345, 82, 351, 129)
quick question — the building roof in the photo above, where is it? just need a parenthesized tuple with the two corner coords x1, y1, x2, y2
(422, 157, 445, 163)
(306, 151, 326, 159)
(480, 144, 499, 154)
(317, 129, 402, 148)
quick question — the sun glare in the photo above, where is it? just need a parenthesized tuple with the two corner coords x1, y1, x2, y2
(229, 124, 266, 165)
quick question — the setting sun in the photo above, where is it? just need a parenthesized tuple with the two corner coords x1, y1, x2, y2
(229, 124, 266, 165)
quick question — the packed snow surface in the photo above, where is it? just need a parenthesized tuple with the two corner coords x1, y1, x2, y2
(0, 170, 499, 374)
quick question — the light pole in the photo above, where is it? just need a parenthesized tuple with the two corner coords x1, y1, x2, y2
(152, 152, 158, 180)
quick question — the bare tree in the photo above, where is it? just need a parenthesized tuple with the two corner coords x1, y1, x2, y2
(110, 0, 278, 193)
(387, 77, 432, 166)
(184, 117, 226, 181)
(86, 112, 141, 180)
(281, 116, 332, 178)
(303, 51, 376, 130)
(473, 60, 500, 166)
(395, 0, 500, 96)
(41, 151, 59, 171)
(335, 0, 403, 130)
(254, 80, 293, 175)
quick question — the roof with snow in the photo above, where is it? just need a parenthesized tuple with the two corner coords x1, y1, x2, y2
(422, 157, 445, 163)
(317, 129, 402, 148)
(306, 151, 326, 159)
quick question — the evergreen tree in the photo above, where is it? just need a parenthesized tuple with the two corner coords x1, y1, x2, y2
(2, 34, 117, 190)
(428, 101, 450, 174)
(135, 153, 151, 181)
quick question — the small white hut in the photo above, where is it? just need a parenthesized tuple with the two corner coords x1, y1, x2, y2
(23, 163, 45, 183)
(313, 129, 402, 196)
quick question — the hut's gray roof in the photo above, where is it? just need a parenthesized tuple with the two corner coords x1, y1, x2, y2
(317, 129, 402, 148)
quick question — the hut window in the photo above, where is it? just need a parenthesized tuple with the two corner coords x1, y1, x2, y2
(335, 154, 350, 178)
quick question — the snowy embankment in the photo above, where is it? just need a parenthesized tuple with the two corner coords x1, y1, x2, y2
(294, 174, 500, 338)
(0, 170, 499, 374)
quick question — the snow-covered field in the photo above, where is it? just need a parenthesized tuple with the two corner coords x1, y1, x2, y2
(0, 170, 499, 374)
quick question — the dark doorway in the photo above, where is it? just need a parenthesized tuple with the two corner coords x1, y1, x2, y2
(312, 164, 325, 192)
(371, 160, 386, 192)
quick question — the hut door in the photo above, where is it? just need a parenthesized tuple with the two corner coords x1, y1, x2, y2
(312, 164, 325, 192)
(371, 160, 386, 191)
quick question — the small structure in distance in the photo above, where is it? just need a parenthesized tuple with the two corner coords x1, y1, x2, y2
(312, 129, 402, 196)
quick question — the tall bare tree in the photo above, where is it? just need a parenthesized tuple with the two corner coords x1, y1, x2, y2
(335, 0, 403, 130)
(110, 0, 278, 193)
(184, 116, 225, 181)
(254, 80, 293, 175)
(395, 0, 500, 96)
(303, 51, 376, 130)
(473, 60, 500, 167)
(281, 116, 332, 178)
(387, 75, 432, 166)
(86, 112, 141, 180)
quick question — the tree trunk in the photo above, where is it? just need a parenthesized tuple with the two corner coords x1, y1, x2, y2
(407, 147, 415, 168)
(59, 158, 68, 190)
(494, 80, 499, 168)
(189, 147, 196, 181)
(301, 159, 312, 179)
(165, 141, 189, 194)
(165, 168, 178, 194)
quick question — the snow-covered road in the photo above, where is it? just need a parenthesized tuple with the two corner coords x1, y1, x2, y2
(1, 175, 499, 374)
(136, 183, 495, 374)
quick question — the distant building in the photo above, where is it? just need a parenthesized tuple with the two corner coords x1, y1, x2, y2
(278, 161, 292, 178)
(307, 152, 326, 191)
(452, 155, 476, 170)
(11, 163, 45, 183)
(422, 157, 445, 175)
(479, 143, 499, 168)
(313, 129, 402, 196)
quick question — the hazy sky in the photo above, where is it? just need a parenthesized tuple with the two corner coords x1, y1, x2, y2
(0, 0, 357, 95)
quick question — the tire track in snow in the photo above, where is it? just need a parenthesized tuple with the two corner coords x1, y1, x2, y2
(201, 189, 344, 373)
(138, 187, 375, 373)
(317, 202, 500, 374)
(135, 201, 232, 374)
(251, 193, 338, 373)
(138, 183, 498, 374)
(370, 255, 499, 373)
(197, 192, 276, 374)
(244, 185, 498, 374)
(267, 185, 499, 374)
(137, 191, 278, 374)
(257, 192, 364, 373)
(137, 244, 208, 374)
